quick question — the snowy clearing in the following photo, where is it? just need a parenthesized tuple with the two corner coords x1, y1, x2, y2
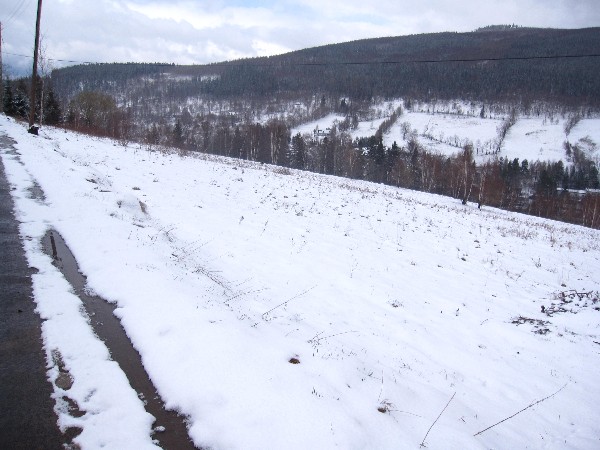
(383, 112, 502, 157)
(291, 100, 600, 165)
(1, 115, 599, 449)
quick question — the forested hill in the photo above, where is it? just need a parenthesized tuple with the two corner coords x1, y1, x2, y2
(51, 26, 600, 106)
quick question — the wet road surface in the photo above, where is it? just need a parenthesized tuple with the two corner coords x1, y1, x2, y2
(0, 135, 64, 449)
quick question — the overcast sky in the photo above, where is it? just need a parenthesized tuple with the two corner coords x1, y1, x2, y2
(1, 0, 599, 76)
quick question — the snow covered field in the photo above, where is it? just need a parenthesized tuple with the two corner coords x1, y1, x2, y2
(384, 112, 502, 157)
(292, 113, 346, 137)
(1, 115, 600, 449)
(292, 101, 600, 165)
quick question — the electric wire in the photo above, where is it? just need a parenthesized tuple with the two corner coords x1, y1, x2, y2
(4, 51, 101, 65)
(3, 50, 600, 68)
(2, 0, 34, 29)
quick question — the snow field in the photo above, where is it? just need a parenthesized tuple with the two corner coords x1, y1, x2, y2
(292, 100, 600, 165)
(1, 115, 599, 449)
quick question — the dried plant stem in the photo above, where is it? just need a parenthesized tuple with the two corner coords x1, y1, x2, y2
(420, 392, 456, 447)
(262, 285, 317, 319)
(473, 383, 567, 437)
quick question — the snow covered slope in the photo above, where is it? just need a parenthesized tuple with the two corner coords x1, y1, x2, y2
(292, 101, 600, 165)
(1, 115, 599, 449)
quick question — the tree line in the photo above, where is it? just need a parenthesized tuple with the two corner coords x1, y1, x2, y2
(3, 77, 132, 140)
(140, 108, 600, 229)
(3, 77, 61, 126)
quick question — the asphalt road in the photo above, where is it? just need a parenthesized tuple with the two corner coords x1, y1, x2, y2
(0, 135, 63, 449)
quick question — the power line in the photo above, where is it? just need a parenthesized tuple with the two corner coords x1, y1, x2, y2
(4, 0, 27, 23)
(294, 53, 600, 66)
(2, 0, 34, 29)
(3, 50, 600, 69)
(4, 51, 99, 65)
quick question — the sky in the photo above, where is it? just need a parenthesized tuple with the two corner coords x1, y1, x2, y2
(1, 0, 599, 76)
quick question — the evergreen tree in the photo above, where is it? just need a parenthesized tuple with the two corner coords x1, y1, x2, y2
(232, 126, 244, 159)
(290, 133, 306, 170)
(3, 79, 16, 116)
(589, 165, 600, 189)
(172, 120, 184, 148)
(323, 130, 336, 175)
(537, 169, 557, 197)
(13, 80, 30, 119)
(147, 124, 161, 146)
(366, 135, 385, 182)
(43, 88, 62, 125)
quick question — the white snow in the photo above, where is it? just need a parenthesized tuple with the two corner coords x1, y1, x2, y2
(572, 119, 600, 145)
(502, 117, 568, 162)
(291, 112, 392, 142)
(292, 113, 346, 137)
(352, 117, 388, 139)
(1, 114, 600, 449)
(291, 100, 600, 165)
(384, 112, 502, 157)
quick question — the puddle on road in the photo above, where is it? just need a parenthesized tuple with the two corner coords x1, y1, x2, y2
(42, 230, 198, 450)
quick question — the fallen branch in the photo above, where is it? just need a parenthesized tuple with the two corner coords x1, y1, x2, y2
(473, 383, 567, 437)
(420, 392, 456, 447)
(262, 285, 317, 320)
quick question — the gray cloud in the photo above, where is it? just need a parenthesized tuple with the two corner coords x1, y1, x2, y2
(1, 0, 598, 76)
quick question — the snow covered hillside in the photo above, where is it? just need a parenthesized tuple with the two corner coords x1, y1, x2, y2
(1, 115, 599, 449)
(292, 100, 600, 165)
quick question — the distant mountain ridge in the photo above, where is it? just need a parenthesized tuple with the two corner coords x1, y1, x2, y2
(51, 26, 600, 106)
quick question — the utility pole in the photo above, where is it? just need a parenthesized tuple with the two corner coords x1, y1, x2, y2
(1, 22, 4, 114)
(28, 0, 43, 134)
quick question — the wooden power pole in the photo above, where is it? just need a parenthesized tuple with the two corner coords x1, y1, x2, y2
(28, 0, 43, 134)
(1, 22, 3, 114)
